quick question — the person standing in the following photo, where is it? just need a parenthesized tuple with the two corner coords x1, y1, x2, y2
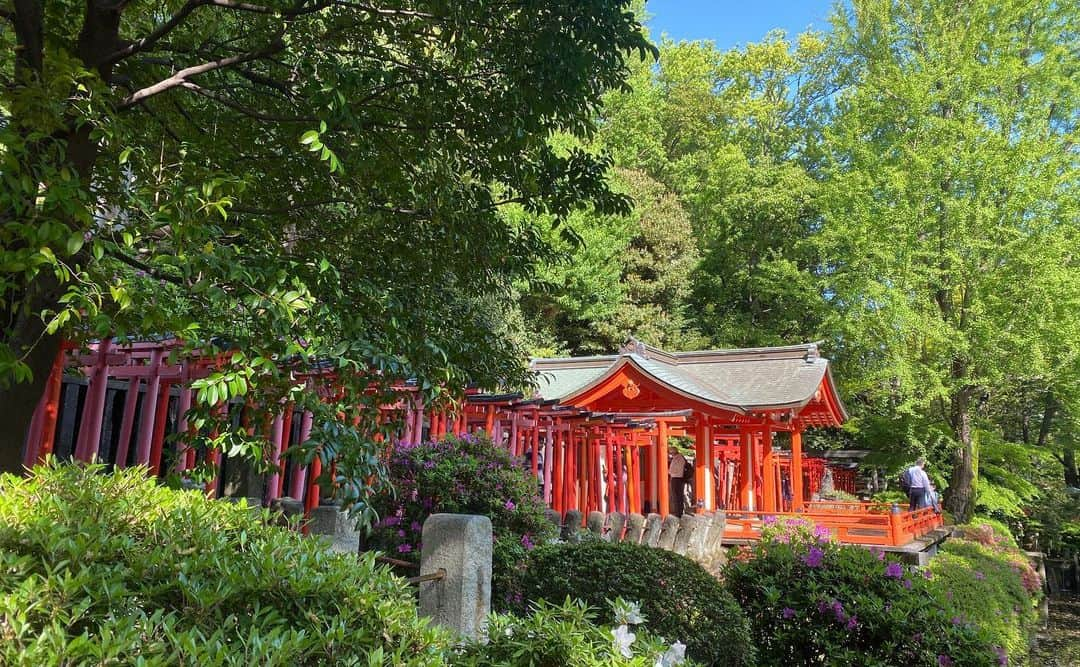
(669, 448, 692, 516)
(905, 457, 932, 511)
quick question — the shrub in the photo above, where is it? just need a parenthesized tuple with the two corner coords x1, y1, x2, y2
(367, 433, 555, 610)
(724, 518, 1000, 666)
(930, 525, 1043, 664)
(454, 598, 695, 667)
(513, 540, 754, 666)
(0, 462, 448, 666)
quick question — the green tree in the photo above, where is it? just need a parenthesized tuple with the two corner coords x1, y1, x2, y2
(815, 0, 1080, 520)
(0, 1, 654, 488)
(519, 167, 701, 355)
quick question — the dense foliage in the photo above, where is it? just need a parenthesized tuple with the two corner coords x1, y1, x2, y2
(0, 463, 448, 665)
(519, 0, 1080, 535)
(366, 433, 555, 609)
(724, 519, 1001, 666)
(0, 0, 654, 505)
(455, 599, 694, 667)
(513, 540, 754, 666)
(930, 523, 1044, 663)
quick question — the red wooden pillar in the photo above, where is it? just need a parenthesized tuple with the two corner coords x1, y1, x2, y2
(173, 385, 193, 472)
(657, 420, 670, 517)
(693, 415, 707, 513)
(609, 432, 619, 513)
(148, 382, 172, 476)
(762, 425, 777, 512)
(531, 408, 540, 479)
(265, 412, 285, 502)
(302, 453, 322, 535)
(112, 378, 141, 468)
(74, 337, 112, 461)
(276, 404, 294, 498)
(629, 438, 641, 514)
(25, 347, 66, 466)
(134, 350, 164, 465)
(739, 428, 754, 510)
(791, 428, 805, 510)
(484, 405, 495, 436)
(37, 348, 65, 461)
(289, 410, 315, 499)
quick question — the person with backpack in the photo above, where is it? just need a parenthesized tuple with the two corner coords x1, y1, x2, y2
(902, 457, 932, 511)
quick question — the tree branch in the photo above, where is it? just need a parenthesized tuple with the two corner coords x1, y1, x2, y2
(117, 42, 283, 110)
(106, 248, 185, 286)
(178, 81, 315, 122)
(102, 0, 277, 66)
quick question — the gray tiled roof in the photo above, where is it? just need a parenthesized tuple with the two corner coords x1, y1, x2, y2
(530, 339, 842, 416)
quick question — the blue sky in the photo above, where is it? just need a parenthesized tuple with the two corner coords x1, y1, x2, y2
(645, 1, 838, 49)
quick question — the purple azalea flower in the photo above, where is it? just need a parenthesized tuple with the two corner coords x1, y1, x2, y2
(397, 543, 413, 554)
(423, 460, 436, 469)
(504, 499, 516, 511)
(994, 646, 1008, 665)
(903, 578, 913, 589)
(818, 600, 830, 614)
(397, 529, 406, 538)
(384, 516, 401, 527)
(922, 569, 933, 579)
(974, 571, 986, 580)
(938, 655, 954, 667)
(803, 547, 825, 568)
(410, 521, 422, 532)
(885, 562, 904, 579)
(814, 524, 831, 540)
(782, 607, 796, 620)
(763, 515, 778, 526)
(521, 533, 535, 550)
(846, 615, 859, 630)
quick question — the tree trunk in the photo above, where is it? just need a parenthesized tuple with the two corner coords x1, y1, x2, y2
(0, 0, 123, 473)
(943, 385, 977, 521)
(1064, 446, 1079, 489)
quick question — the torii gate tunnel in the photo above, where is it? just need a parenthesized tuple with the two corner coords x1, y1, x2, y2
(20, 338, 941, 547)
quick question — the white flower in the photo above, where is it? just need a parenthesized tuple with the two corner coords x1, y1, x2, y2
(610, 598, 646, 625)
(504, 625, 514, 637)
(662, 641, 687, 666)
(611, 624, 636, 658)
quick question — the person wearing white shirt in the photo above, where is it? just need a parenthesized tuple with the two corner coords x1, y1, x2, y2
(906, 457, 932, 510)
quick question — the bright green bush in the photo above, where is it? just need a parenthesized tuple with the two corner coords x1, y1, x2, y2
(513, 540, 754, 666)
(0, 463, 448, 666)
(724, 518, 1000, 666)
(929, 524, 1043, 664)
(455, 598, 696, 667)
(367, 433, 556, 610)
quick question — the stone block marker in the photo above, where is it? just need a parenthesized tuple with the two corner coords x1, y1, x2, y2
(308, 505, 360, 555)
(419, 514, 492, 640)
(687, 513, 714, 561)
(658, 515, 681, 550)
(587, 511, 605, 536)
(606, 512, 626, 542)
(562, 510, 583, 542)
(625, 513, 645, 544)
(643, 513, 663, 547)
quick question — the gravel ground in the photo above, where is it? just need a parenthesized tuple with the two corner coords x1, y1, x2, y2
(1032, 596, 1080, 667)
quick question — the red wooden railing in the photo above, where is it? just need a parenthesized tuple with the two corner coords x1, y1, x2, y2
(722, 503, 943, 547)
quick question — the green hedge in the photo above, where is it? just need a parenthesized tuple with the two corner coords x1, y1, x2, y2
(0, 463, 448, 666)
(513, 540, 754, 666)
(930, 523, 1043, 664)
(724, 518, 999, 666)
(367, 433, 555, 611)
(456, 599, 693, 667)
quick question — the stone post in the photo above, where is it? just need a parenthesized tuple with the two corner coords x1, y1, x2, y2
(308, 505, 360, 555)
(419, 514, 492, 640)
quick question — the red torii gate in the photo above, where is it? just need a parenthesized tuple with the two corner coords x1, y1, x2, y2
(19, 337, 941, 547)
